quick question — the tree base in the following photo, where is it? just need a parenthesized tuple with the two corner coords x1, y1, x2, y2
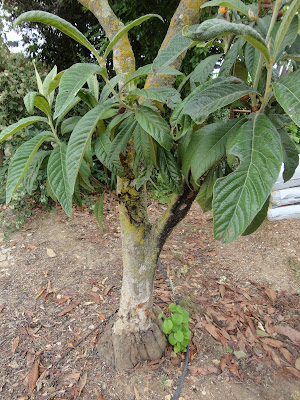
(97, 306, 167, 370)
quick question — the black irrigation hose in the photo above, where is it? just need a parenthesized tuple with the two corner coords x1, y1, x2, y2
(157, 258, 190, 400)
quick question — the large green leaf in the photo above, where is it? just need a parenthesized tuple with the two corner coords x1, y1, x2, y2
(107, 115, 137, 177)
(55, 97, 81, 128)
(273, 69, 300, 128)
(61, 116, 81, 135)
(201, 0, 250, 16)
(6, 132, 53, 203)
(277, 128, 299, 182)
(47, 143, 72, 216)
(219, 39, 242, 77)
(99, 75, 124, 103)
(24, 92, 51, 117)
(190, 54, 221, 84)
(273, 0, 300, 59)
(183, 20, 270, 64)
(94, 131, 123, 176)
(135, 105, 172, 150)
(197, 167, 222, 212)
(157, 147, 183, 195)
(274, 15, 299, 62)
(43, 65, 57, 95)
(54, 63, 102, 119)
(77, 89, 98, 109)
(129, 87, 181, 109)
(244, 42, 260, 81)
(134, 124, 152, 167)
(14, 11, 100, 61)
(23, 150, 50, 195)
(213, 114, 282, 243)
(104, 14, 163, 61)
(242, 197, 270, 236)
(66, 100, 115, 195)
(47, 70, 65, 94)
(0, 116, 48, 143)
(182, 79, 257, 124)
(153, 31, 196, 71)
(183, 118, 245, 182)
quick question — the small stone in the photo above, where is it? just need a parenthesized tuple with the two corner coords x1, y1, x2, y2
(165, 379, 173, 388)
(92, 286, 99, 292)
(88, 325, 95, 330)
(165, 396, 171, 400)
(102, 382, 107, 390)
(295, 357, 300, 371)
(234, 350, 247, 360)
(201, 390, 206, 396)
(46, 248, 56, 258)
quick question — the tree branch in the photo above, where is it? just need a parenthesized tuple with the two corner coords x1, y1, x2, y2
(153, 183, 199, 251)
(77, 0, 135, 76)
(145, 0, 205, 88)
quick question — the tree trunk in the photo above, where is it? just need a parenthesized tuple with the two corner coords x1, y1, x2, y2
(97, 178, 167, 370)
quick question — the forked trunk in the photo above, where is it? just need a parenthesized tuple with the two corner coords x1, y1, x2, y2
(97, 179, 167, 370)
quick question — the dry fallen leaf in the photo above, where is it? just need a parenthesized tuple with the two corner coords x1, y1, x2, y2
(295, 357, 300, 371)
(279, 348, 293, 364)
(134, 386, 140, 400)
(35, 288, 45, 300)
(28, 360, 39, 395)
(228, 362, 240, 378)
(46, 248, 56, 258)
(76, 372, 87, 398)
(264, 287, 276, 303)
(27, 244, 37, 250)
(90, 292, 101, 304)
(220, 356, 227, 372)
(283, 366, 300, 379)
(259, 338, 285, 348)
(94, 389, 104, 400)
(219, 284, 225, 298)
(11, 336, 20, 354)
(103, 285, 113, 296)
(204, 323, 222, 343)
(58, 300, 80, 317)
(99, 314, 105, 320)
(274, 325, 300, 346)
(0, 303, 5, 313)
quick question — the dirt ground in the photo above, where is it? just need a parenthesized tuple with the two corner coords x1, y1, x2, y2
(0, 199, 300, 400)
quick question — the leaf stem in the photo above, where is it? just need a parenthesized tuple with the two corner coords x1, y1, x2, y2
(48, 117, 60, 143)
(103, 76, 134, 111)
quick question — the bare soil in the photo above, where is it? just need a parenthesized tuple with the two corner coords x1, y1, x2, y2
(0, 199, 300, 400)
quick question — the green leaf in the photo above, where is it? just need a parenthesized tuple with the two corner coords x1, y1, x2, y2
(33, 61, 44, 95)
(153, 31, 196, 71)
(42, 65, 57, 96)
(72, 178, 82, 207)
(182, 79, 256, 124)
(47, 143, 72, 216)
(47, 70, 65, 94)
(94, 192, 104, 231)
(274, 15, 299, 62)
(23, 150, 50, 195)
(129, 87, 181, 109)
(0, 116, 48, 143)
(77, 89, 98, 109)
(94, 132, 121, 175)
(242, 197, 269, 236)
(162, 319, 173, 334)
(197, 167, 218, 212)
(172, 313, 183, 325)
(66, 100, 115, 195)
(79, 158, 91, 178)
(174, 343, 181, 353)
(277, 128, 299, 182)
(273, 69, 300, 128)
(100, 75, 124, 103)
(78, 173, 94, 192)
(134, 123, 152, 167)
(107, 115, 137, 177)
(24, 92, 51, 117)
(6, 132, 53, 203)
(273, 0, 300, 59)
(87, 74, 99, 102)
(61, 116, 81, 135)
(46, 177, 58, 202)
(55, 97, 81, 128)
(245, 42, 260, 81)
(190, 54, 221, 84)
(174, 331, 184, 343)
(183, 20, 270, 64)
(219, 39, 244, 77)
(169, 303, 177, 312)
(201, 0, 250, 16)
(168, 333, 177, 346)
(103, 14, 163, 61)
(267, 113, 293, 129)
(256, 329, 270, 337)
(157, 147, 183, 194)
(183, 118, 245, 182)
(213, 114, 283, 243)
(14, 11, 100, 61)
(135, 105, 172, 150)
(54, 63, 103, 119)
